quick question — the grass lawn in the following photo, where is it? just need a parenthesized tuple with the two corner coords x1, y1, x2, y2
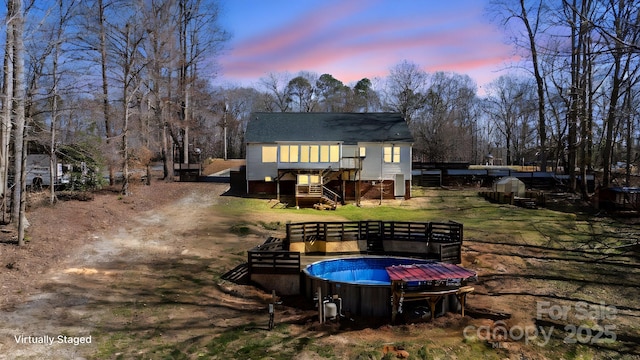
(101, 187, 640, 359)
(188, 187, 640, 360)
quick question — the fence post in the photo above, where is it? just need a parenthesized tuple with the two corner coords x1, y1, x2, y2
(285, 221, 291, 250)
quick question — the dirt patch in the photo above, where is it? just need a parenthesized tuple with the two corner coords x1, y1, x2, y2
(0, 166, 271, 358)
(0, 161, 638, 359)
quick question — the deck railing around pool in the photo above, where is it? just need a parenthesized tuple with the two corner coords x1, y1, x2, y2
(284, 220, 462, 263)
(247, 250, 301, 275)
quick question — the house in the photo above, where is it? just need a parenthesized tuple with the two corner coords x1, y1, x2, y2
(244, 112, 414, 207)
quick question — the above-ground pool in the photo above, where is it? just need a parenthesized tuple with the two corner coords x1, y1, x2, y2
(303, 256, 439, 317)
(304, 256, 434, 286)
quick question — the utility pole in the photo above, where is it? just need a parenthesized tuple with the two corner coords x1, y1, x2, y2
(223, 102, 228, 160)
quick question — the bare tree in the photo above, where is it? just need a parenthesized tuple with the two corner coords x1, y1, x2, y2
(493, 0, 550, 171)
(176, 0, 228, 170)
(384, 60, 428, 125)
(259, 72, 293, 112)
(5, 0, 28, 245)
(287, 73, 317, 112)
(414, 72, 479, 162)
(22, 0, 78, 203)
(600, 0, 639, 187)
(141, 0, 179, 181)
(0, 0, 16, 223)
(112, 20, 146, 195)
(98, 0, 116, 185)
(485, 75, 533, 166)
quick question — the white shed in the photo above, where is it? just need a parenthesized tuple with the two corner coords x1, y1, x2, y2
(493, 177, 526, 197)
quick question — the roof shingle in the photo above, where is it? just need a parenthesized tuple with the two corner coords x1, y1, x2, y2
(245, 112, 413, 144)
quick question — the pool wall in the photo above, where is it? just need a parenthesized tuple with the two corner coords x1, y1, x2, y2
(303, 256, 457, 318)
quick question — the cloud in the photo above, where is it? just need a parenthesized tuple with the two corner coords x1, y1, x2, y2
(219, 1, 516, 86)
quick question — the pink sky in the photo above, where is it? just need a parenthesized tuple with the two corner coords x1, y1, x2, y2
(217, 0, 518, 89)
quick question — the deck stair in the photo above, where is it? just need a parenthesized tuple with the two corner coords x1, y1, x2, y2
(313, 186, 340, 210)
(221, 263, 250, 284)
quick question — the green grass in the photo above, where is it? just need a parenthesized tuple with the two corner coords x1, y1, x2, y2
(90, 188, 639, 360)
(218, 189, 633, 253)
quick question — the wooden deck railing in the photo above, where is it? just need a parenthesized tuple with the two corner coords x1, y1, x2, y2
(286, 221, 461, 243)
(247, 250, 301, 275)
(248, 221, 463, 277)
(282, 220, 462, 263)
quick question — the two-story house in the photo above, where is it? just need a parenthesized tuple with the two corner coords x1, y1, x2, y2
(244, 112, 414, 208)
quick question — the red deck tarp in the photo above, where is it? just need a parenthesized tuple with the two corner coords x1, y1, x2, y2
(386, 263, 477, 287)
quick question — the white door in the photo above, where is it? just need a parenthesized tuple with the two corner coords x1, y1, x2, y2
(394, 174, 405, 197)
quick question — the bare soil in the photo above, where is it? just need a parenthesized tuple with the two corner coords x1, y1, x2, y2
(0, 160, 638, 359)
(0, 160, 269, 359)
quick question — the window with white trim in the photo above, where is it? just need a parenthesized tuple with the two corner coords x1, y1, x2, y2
(297, 174, 321, 185)
(279, 145, 299, 162)
(262, 146, 277, 163)
(383, 146, 400, 163)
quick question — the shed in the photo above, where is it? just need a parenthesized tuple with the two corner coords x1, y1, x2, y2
(493, 177, 526, 197)
(596, 187, 640, 212)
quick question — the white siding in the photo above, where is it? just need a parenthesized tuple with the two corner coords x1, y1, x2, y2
(246, 144, 278, 181)
(247, 142, 412, 182)
(359, 143, 412, 180)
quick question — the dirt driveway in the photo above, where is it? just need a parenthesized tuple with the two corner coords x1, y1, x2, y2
(2, 164, 639, 359)
(0, 178, 288, 359)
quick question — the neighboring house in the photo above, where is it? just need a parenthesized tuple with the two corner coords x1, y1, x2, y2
(244, 112, 414, 207)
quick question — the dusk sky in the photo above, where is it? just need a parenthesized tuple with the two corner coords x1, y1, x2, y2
(217, 0, 520, 90)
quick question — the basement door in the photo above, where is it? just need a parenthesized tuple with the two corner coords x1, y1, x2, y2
(394, 174, 405, 197)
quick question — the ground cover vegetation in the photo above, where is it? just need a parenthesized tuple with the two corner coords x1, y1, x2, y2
(2, 172, 637, 359)
(0, 1, 639, 247)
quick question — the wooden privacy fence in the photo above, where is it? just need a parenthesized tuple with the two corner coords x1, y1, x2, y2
(247, 250, 301, 275)
(284, 220, 463, 263)
(286, 221, 462, 243)
(245, 221, 463, 283)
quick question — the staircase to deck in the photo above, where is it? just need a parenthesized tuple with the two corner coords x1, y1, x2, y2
(314, 186, 340, 210)
(295, 167, 342, 209)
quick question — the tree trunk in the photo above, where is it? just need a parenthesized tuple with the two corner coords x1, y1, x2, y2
(603, 59, 621, 188)
(1, 0, 15, 224)
(49, 0, 65, 204)
(10, 0, 27, 246)
(519, 0, 547, 172)
(98, 0, 114, 186)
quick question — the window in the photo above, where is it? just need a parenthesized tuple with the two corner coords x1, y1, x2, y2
(294, 144, 339, 163)
(300, 145, 310, 162)
(279, 145, 298, 162)
(384, 146, 400, 163)
(330, 145, 339, 162)
(359, 147, 366, 157)
(320, 145, 329, 162)
(262, 146, 277, 163)
(297, 174, 321, 185)
(309, 145, 319, 162)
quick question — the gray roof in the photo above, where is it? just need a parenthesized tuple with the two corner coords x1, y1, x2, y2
(245, 112, 413, 145)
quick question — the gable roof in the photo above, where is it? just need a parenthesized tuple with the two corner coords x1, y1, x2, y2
(245, 112, 413, 145)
